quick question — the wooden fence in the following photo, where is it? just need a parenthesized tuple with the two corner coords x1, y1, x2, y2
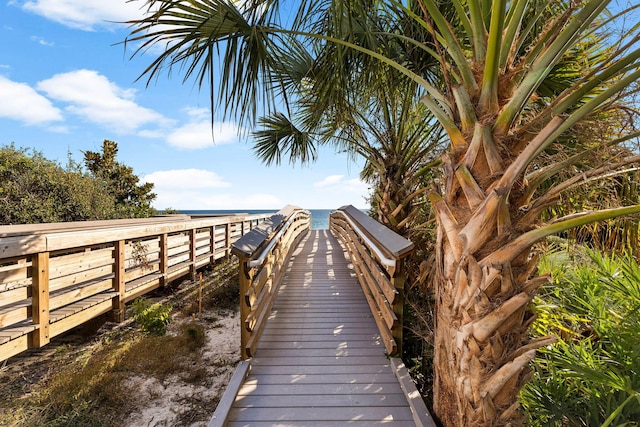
(231, 205, 311, 359)
(0, 212, 272, 362)
(330, 205, 414, 355)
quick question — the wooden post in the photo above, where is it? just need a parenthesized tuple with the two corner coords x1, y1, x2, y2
(31, 252, 50, 347)
(189, 229, 197, 282)
(238, 258, 254, 360)
(225, 223, 231, 259)
(389, 259, 406, 357)
(111, 240, 126, 322)
(159, 233, 168, 287)
(209, 226, 216, 265)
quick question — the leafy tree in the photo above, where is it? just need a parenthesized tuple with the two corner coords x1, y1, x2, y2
(83, 140, 157, 218)
(126, 0, 640, 425)
(0, 142, 157, 224)
(0, 144, 116, 224)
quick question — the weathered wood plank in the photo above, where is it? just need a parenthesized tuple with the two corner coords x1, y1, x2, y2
(392, 358, 438, 427)
(254, 347, 385, 358)
(0, 334, 30, 361)
(243, 372, 399, 385)
(208, 360, 250, 427)
(228, 406, 414, 422)
(227, 422, 415, 427)
(246, 364, 394, 375)
(257, 339, 383, 350)
(221, 230, 419, 426)
(234, 393, 410, 407)
(49, 297, 113, 337)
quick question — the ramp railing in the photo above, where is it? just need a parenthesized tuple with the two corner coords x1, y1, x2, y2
(231, 205, 311, 359)
(330, 205, 414, 355)
(0, 212, 272, 362)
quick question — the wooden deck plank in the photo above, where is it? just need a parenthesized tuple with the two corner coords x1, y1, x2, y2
(257, 340, 382, 350)
(236, 382, 409, 396)
(228, 406, 414, 422)
(249, 364, 394, 375)
(257, 334, 381, 343)
(234, 393, 411, 407)
(227, 421, 415, 427)
(243, 372, 399, 385)
(254, 347, 385, 358)
(223, 230, 420, 426)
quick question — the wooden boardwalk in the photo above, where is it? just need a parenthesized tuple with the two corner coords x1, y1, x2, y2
(224, 230, 422, 426)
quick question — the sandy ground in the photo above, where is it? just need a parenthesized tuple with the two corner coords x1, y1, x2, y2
(123, 313, 241, 427)
(0, 308, 241, 427)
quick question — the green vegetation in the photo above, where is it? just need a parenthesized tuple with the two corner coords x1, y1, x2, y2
(83, 140, 156, 219)
(0, 262, 238, 427)
(132, 298, 173, 335)
(522, 245, 640, 426)
(0, 140, 156, 225)
(127, 0, 640, 424)
(0, 144, 115, 224)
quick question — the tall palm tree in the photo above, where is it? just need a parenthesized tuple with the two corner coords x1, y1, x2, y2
(126, 0, 640, 424)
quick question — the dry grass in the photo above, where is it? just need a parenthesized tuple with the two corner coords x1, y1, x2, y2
(0, 260, 240, 427)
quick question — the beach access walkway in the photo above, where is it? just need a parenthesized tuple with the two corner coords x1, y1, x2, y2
(212, 228, 436, 426)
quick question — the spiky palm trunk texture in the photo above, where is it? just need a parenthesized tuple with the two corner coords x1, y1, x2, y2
(430, 133, 554, 426)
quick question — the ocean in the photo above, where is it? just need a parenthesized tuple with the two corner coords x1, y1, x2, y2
(178, 209, 335, 230)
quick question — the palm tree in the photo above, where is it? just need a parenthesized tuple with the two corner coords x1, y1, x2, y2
(126, 0, 640, 424)
(252, 64, 445, 237)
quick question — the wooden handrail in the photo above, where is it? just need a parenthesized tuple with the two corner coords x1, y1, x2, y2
(0, 213, 273, 362)
(232, 206, 311, 359)
(330, 205, 414, 356)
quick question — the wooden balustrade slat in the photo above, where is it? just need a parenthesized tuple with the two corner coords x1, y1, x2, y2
(49, 248, 114, 278)
(49, 264, 116, 293)
(49, 295, 115, 337)
(329, 206, 414, 357)
(49, 276, 114, 311)
(0, 287, 29, 313)
(0, 299, 30, 329)
(337, 205, 414, 259)
(0, 213, 273, 362)
(0, 256, 30, 273)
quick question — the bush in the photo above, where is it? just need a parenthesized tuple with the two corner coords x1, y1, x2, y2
(132, 298, 173, 336)
(180, 322, 206, 352)
(521, 246, 640, 426)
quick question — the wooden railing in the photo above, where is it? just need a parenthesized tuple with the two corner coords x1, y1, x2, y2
(231, 205, 311, 359)
(330, 205, 414, 356)
(0, 212, 273, 362)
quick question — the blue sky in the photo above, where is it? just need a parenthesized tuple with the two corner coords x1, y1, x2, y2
(0, 1, 370, 210)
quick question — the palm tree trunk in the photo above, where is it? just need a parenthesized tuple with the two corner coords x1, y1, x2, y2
(432, 227, 541, 425)
(429, 125, 554, 425)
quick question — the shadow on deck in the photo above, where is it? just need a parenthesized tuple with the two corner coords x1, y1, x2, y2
(211, 230, 436, 426)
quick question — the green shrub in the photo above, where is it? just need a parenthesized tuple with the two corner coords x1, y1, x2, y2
(132, 298, 172, 336)
(521, 245, 640, 426)
(180, 322, 206, 352)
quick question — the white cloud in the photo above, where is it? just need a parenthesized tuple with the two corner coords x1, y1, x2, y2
(0, 75, 63, 125)
(143, 169, 231, 190)
(314, 174, 346, 188)
(36, 69, 171, 134)
(21, 0, 143, 31)
(314, 174, 370, 196)
(166, 109, 244, 149)
(142, 169, 282, 209)
(154, 192, 283, 210)
(31, 35, 54, 46)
